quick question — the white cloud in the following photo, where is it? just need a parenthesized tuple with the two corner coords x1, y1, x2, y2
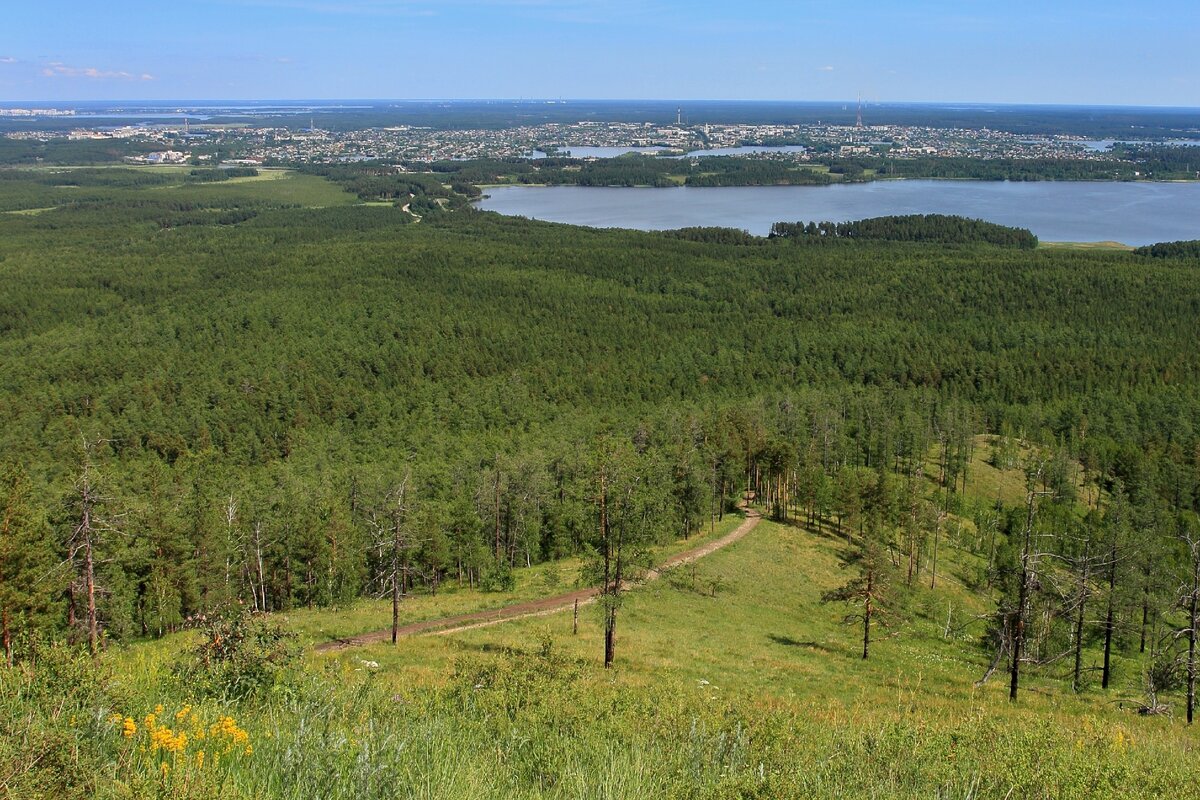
(40, 62, 154, 81)
(217, 0, 650, 19)
(817, 65, 834, 72)
(0, 56, 18, 64)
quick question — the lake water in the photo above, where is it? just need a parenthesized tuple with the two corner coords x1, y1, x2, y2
(477, 180, 1200, 244)
(1081, 139, 1200, 151)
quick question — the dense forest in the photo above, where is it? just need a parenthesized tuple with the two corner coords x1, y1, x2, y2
(1, 167, 1199, 683)
(426, 153, 832, 188)
(427, 151, 1195, 189)
(769, 215, 1039, 248)
(1135, 240, 1200, 259)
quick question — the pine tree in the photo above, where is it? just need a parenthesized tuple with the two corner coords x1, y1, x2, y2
(0, 463, 58, 666)
(822, 518, 895, 659)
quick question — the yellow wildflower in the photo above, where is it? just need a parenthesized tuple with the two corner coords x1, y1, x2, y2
(154, 704, 165, 715)
(244, 745, 253, 757)
(159, 762, 170, 780)
(149, 726, 188, 753)
(144, 713, 157, 729)
(196, 750, 205, 769)
(175, 704, 192, 722)
(122, 718, 138, 738)
(210, 715, 249, 748)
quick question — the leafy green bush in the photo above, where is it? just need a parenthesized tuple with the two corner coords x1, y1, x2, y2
(480, 562, 517, 593)
(174, 608, 299, 700)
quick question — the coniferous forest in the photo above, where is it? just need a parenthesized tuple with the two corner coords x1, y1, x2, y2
(4, 167, 1200, 797)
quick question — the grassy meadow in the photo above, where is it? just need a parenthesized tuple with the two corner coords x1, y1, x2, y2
(11, 467, 1200, 799)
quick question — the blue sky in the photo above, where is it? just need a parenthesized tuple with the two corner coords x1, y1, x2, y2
(2, 0, 1197, 105)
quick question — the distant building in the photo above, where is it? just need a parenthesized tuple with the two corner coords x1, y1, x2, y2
(146, 151, 187, 164)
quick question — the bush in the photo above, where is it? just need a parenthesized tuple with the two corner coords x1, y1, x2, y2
(174, 607, 299, 700)
(0, 640, 113, 799)
(480, 561, 517, 592)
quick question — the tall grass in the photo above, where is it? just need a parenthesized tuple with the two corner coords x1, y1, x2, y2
(5, 637, 1199, 799)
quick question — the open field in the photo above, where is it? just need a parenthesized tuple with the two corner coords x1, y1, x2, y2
(1039, 240, 1135, 250)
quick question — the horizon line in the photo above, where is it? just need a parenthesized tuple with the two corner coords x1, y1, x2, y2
(2, 98, 1200, 112)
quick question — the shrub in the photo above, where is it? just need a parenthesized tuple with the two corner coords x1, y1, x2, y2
(173, 607, 299, 701)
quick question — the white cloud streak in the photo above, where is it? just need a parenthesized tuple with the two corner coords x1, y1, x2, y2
(40, 62, 154, 81)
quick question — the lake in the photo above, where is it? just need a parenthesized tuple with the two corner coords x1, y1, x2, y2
(1081, 139, 1200, 151)
(477, 180, 1200, 245)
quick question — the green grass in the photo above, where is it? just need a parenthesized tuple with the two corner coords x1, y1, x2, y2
(161, 170, 358, 207)
(284, 511, 747, 647)
(8, 492, 1199, 799)
(324, 514, 1026, 702)
(49, 507, 1199, 799)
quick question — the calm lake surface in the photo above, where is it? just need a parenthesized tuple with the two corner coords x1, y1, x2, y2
(478, 180, 1200, 244)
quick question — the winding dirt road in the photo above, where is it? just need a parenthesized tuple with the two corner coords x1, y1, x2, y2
(314, 507, 761, 652)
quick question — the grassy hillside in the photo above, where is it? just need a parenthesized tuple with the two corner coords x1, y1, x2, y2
(14, 500, 1197, 799)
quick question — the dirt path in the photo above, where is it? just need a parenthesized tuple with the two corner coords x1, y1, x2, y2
(401, 194, 422, 222)
(314, 508, 761, 652)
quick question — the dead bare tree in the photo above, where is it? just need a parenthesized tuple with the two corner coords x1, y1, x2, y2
(1009, 479, 1053, 702)
(1179, 521, 1200, 724)
(368, 470, 420, 645)
(63, 438, 122, 657)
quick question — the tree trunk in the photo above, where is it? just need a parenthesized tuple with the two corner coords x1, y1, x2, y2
(1140, 564, 1150, 654)
(254, 522, 267, 612)
(862, 570, 872, 660)
(84, 531, 98, 657)
(600, 470, 613, 668)
(1188, 554, 1198, 724)
(930, 518, 940, 590)
(493, 464, 502, 562)
(392, 507, 402, 644)
(604, 608, 617, 668)
(1102, 543, 1116, 689)
(606, 516, 623, 669)
(391, 568, 400, 645)
(1010, 490, 1037, 702)
(1073, 543, 1090, 693)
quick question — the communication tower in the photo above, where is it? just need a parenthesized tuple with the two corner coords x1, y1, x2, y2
(856, 97, 863, 128)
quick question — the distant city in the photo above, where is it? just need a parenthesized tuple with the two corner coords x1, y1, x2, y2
(0, 101, 1195, 169)
(0, 108, 1177, 166)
